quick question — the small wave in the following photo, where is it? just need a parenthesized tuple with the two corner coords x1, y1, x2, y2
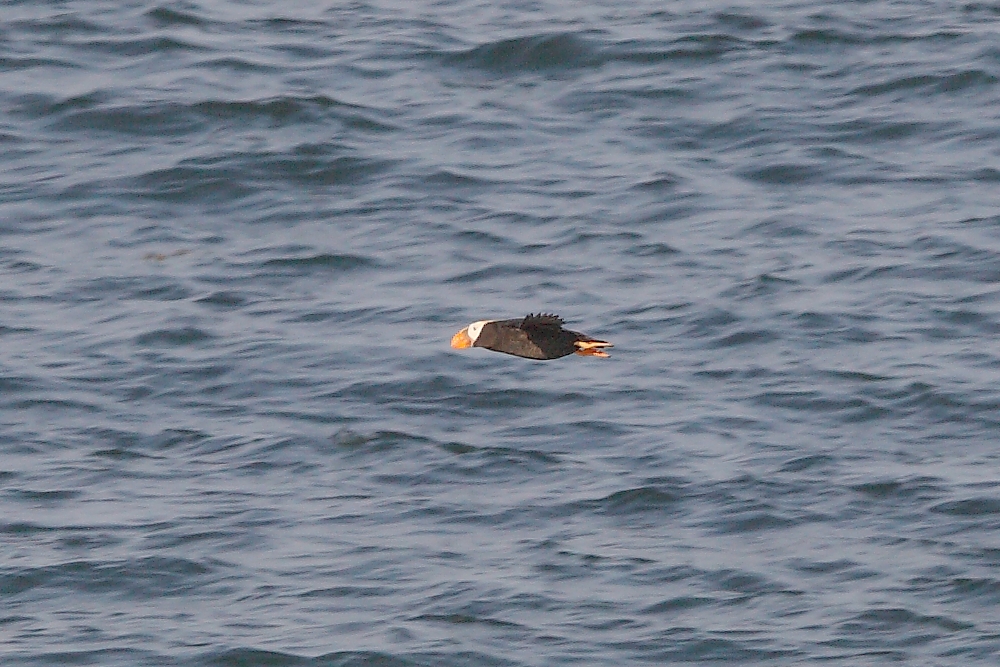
(789, 557, 860, 575)
(54, 102, 201, 137)
(192, 96, 394, 130)
(643, 635, 804, 663)
(128, 164, 255, 203)
(840, 606, 973, 633)
(944, 577, 1000, 604)
(712, 510, 798, 534)
(714, 11, 770, 31)
(709, 329, 779, 349)
(444, 263, 550, 284)
(0, 556, 214, 598)
(331, 428, 437, 456)
(446, 33, 597, 72)
(195, 291, 248, 309)
(260, 253, 377, 275)
(754, 390, 886, 422)
(822, 118, 941, 145)
(411, 612, 526, 630)
(608, 34, 752, 65)
(790, 27, 964, 47)
(421, 169, 498, 188)
(11, 489, 80, 502)
(135, 326, 214, 347)
(741, 162, 827, 186)
(590, 485, 685, 515)
(931, 497, 1000, 516)
(631, 175, 682, 193)
(641, 595, 715, 614)
(198, 648, 516, 667)
(4, 649, 163, 667)
(778, 454, 836, 473)
(10, 13, 104, 36)
(146, 6, 207, 28)
(83, 36, 205, 58)
(0, 55, 77, 71)
(722, 272, 800, 300)
(123, 150, 392, 204)
(632, 242, 681, 256)
(851, 70, 998, 98)
(84, 427, 212, 456)
(40, 95, 394, 138)
(849, 477, 945, 501)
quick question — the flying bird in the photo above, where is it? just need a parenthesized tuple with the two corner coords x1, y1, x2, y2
(450, 314, 612, 360)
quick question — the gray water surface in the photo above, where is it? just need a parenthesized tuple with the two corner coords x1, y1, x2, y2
(3, 1, 1000, 665)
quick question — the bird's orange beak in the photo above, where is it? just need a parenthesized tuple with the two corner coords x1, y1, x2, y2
(450, 327, 473, 349)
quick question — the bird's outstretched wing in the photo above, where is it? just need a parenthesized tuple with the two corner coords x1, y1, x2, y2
(520, 313, 564, 329)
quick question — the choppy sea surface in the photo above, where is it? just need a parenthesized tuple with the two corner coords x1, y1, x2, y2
(4, 1, 1000, 664)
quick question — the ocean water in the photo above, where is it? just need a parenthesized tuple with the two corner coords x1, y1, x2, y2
(3, 0, 1000, 664)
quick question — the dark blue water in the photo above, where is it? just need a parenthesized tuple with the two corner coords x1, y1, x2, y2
(3, 1, 1000, 664)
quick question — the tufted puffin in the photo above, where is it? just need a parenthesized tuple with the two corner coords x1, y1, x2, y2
(450, 314, 612, 360)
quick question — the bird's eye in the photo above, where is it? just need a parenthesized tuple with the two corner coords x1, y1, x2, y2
(468, 321, 487, 341)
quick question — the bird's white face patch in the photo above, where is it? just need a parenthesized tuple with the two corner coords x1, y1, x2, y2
(466, 320, 490, 343)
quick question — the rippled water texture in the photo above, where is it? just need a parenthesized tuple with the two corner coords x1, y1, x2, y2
(3, 1, 1000, 665)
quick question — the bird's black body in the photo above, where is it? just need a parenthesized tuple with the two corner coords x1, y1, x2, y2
(473, 314, 608, 360)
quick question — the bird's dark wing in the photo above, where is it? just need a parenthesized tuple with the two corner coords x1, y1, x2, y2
(489, 327, 551, 359)
(473, 315, 564, 359)
(520, 313, 565, 329)
(516, 314, 576, 359)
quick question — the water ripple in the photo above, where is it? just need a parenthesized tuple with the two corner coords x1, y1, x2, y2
(4, 1, 1000, 665)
